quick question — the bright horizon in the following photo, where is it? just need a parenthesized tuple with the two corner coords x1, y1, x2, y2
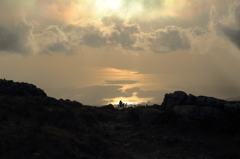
(1, 0, 240, 105)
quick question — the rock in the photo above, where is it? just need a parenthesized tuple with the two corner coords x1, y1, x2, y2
(196, 96, 226, 109)
(173, 105, 229, 129)
(185, 94, 197, 105)
(173, 91, 188, 105)
(161, 91, 227, 111)
(161, 91, 188, 111)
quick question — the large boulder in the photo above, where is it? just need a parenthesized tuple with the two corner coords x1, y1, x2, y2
(161, 91, 227, 111)
(161, 91, 188, 111)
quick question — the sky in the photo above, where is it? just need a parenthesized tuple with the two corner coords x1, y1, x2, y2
(1, 0, 240, 105)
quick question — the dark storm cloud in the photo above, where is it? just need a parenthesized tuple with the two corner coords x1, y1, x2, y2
(0, 20, 35, 55)
(148, 26, 191, 53)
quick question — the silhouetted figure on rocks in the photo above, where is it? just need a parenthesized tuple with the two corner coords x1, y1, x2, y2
(119, 100, 124, 108)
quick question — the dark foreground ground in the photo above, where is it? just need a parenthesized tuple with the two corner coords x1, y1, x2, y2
(0, 95, 240, 159)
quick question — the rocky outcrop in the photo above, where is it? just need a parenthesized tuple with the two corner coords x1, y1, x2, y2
(161, 91, 240, 131)
(161, 91, 227, 111)
(0, 79, 47, 97)
(161, 91, 188, 111)
(195, 96, 226, 109)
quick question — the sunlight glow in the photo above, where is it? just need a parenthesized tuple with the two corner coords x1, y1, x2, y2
(104, 92, 152, 106)
(96, 0, 122, 11)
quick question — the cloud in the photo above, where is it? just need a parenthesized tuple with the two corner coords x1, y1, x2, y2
(217, 2, 240, 49)
(148, 26, 191, 53)
(36, 25, 70, 54)
(189, 27, 208, 36)
(222, 28, 240, 49)
(204, 1, 240, 53)
(102, 15, 193, 53)
(102, 15, 143, 49)
(81, 27, 107, 48)
(0, 0, 239, 55)
(0, 20, 35, 55)
(105, 80, 138, 85)
(36, 23, 107, 54)
(141, 0, 164, 9)
(120, 0, 164, 14)
(108, 23, 141, 50)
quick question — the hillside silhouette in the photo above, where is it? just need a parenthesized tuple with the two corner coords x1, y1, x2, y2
(0, 79, 240, 159)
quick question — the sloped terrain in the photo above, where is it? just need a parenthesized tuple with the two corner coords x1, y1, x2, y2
(0, 80, 240, 159)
